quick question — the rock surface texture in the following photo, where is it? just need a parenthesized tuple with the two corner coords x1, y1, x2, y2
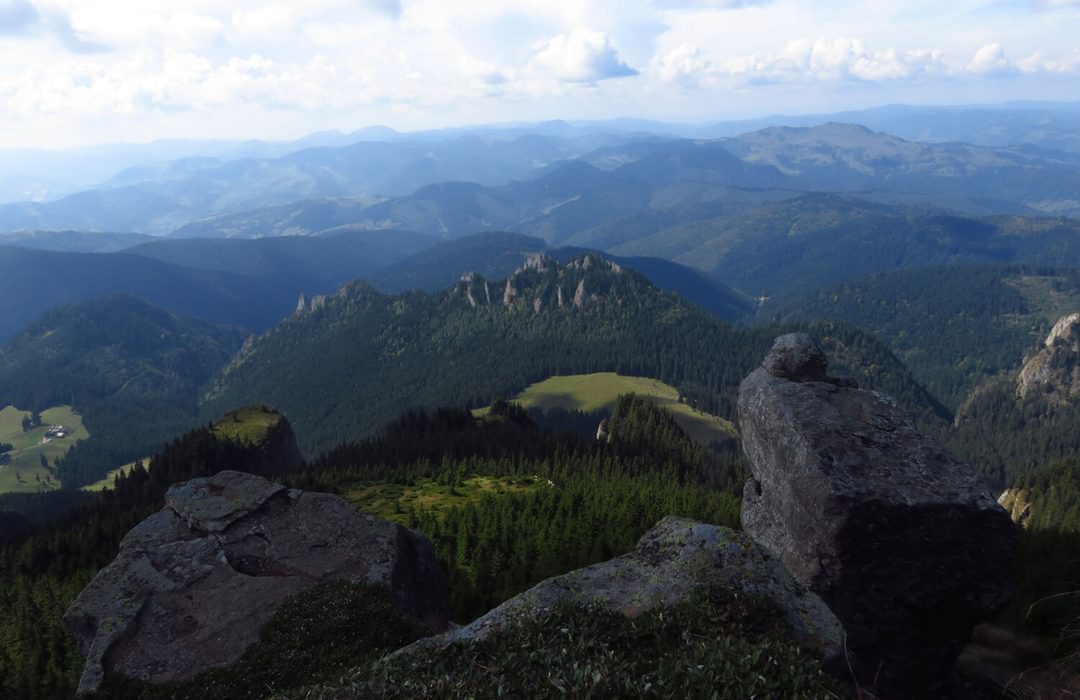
(397, 516, 844, 667)
(64, 470, 450, 694)
(739, 333, 1017, 696)
(1017, 312, 1080, 405)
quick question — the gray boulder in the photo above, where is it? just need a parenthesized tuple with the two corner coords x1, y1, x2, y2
(397, 516, 843, 667)
(739, 333, 1017, 696)
(64, 470, 449, 694)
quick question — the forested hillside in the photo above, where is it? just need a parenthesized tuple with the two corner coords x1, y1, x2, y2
(370, 231, 753, 322)
(0, 247, 292, 342)
(0, 296, 245, 488)
(763, 265, 1080, 409)
(0, 396, 747, 698)
(203, 254, 943, 456)
(999, 458, 1080, 655)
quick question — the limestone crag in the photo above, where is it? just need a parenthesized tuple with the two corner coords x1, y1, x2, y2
(397, 516, 844, 668)
(459, 253, 631, 312)
(998, 488, 1033, 527)
(63, 470, 449, 694)
(738, 333, 1017, 696)
(1017, 312, 1080, 405)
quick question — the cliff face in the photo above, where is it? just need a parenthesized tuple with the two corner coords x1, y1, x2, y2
(738, 333, 1017, 696)
(1017, 312, 1080, 405)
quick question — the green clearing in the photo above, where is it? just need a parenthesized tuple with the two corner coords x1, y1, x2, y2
(342, 475, 548, 524)
(83, 406, 283, 492)
(1005, 273, 1080, 326)
(81, 456, 152, 492)
(212, 404, 283, 445)
(475, 372, 736, 445)
(0, 405, 87, 493)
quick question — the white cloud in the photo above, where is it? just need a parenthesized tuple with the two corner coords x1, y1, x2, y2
(231, 7, 294, 38)
(1018, 49, 1080, 74)
(1, 1, 1079, 147)
(653, 37, 945, 86)
(528, 27, 638, 82)
(966, 43, 1011, 75)
(652, 42, 711, 84)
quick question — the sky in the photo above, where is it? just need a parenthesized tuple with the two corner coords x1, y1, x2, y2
(0, 0, 1078, 148)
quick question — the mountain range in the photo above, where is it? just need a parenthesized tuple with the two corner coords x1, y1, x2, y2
(4, 117, 1080, 239)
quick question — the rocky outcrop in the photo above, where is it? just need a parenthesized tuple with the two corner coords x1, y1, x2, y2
(293, 292, 328, 316)
(998, 488, 1033, 527)
(397, 516, 844, 668)
(519, 252, 556, 273)
(739, 333, 1017, 696)
(64, 471, 449, 694)
(1017, 312, 1080, 405)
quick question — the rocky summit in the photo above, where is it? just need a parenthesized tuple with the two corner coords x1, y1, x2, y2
(738, 333, 1017, 696)
(1017, 312, 1080, 405)
(63, 470, 449, 694)
(397, 515, 844, 668)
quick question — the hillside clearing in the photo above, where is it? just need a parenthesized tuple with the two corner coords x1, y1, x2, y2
(475, 373, 736, 446)
(81, 457, 153, 492)
(0, 405, 87, 493)
(341, 475, 549, 524)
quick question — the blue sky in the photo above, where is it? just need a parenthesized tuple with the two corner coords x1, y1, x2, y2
(0, 0, 1078, 147)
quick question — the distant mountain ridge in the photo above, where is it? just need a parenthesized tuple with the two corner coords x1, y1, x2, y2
(0, 132, 647, 235)
(4, 120, 1079, 237)
(0, 231, 434, 342)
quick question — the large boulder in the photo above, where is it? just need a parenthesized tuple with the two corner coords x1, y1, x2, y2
(64, 470, 450, 694)
(398, 516, 843, 667)
(739, 333, 1017, 696)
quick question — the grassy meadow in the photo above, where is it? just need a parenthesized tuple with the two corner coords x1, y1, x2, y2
(0, 405, 87, 493)
(341, 475, 549, 524)
(475, 372, 736, 446)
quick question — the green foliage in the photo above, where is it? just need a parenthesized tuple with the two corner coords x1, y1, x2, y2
(943, 381, 1080, 488)
(0, 412, 301, 699)
(0, 294, 245, 488)
(304, 397, 743, 622)
(203, 258, 945, 456)
(92, 583, 426, 700)
(999, 459, 1080, 653)
(297, 586, 843, 699)
(601, 195, 1080, 297)
(763, 264, 1080, 409)
(476, 372, 736, 446)
(211, 405, 287, 446)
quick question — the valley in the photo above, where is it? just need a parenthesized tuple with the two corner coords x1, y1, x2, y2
(3, 101, 1080, 698)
